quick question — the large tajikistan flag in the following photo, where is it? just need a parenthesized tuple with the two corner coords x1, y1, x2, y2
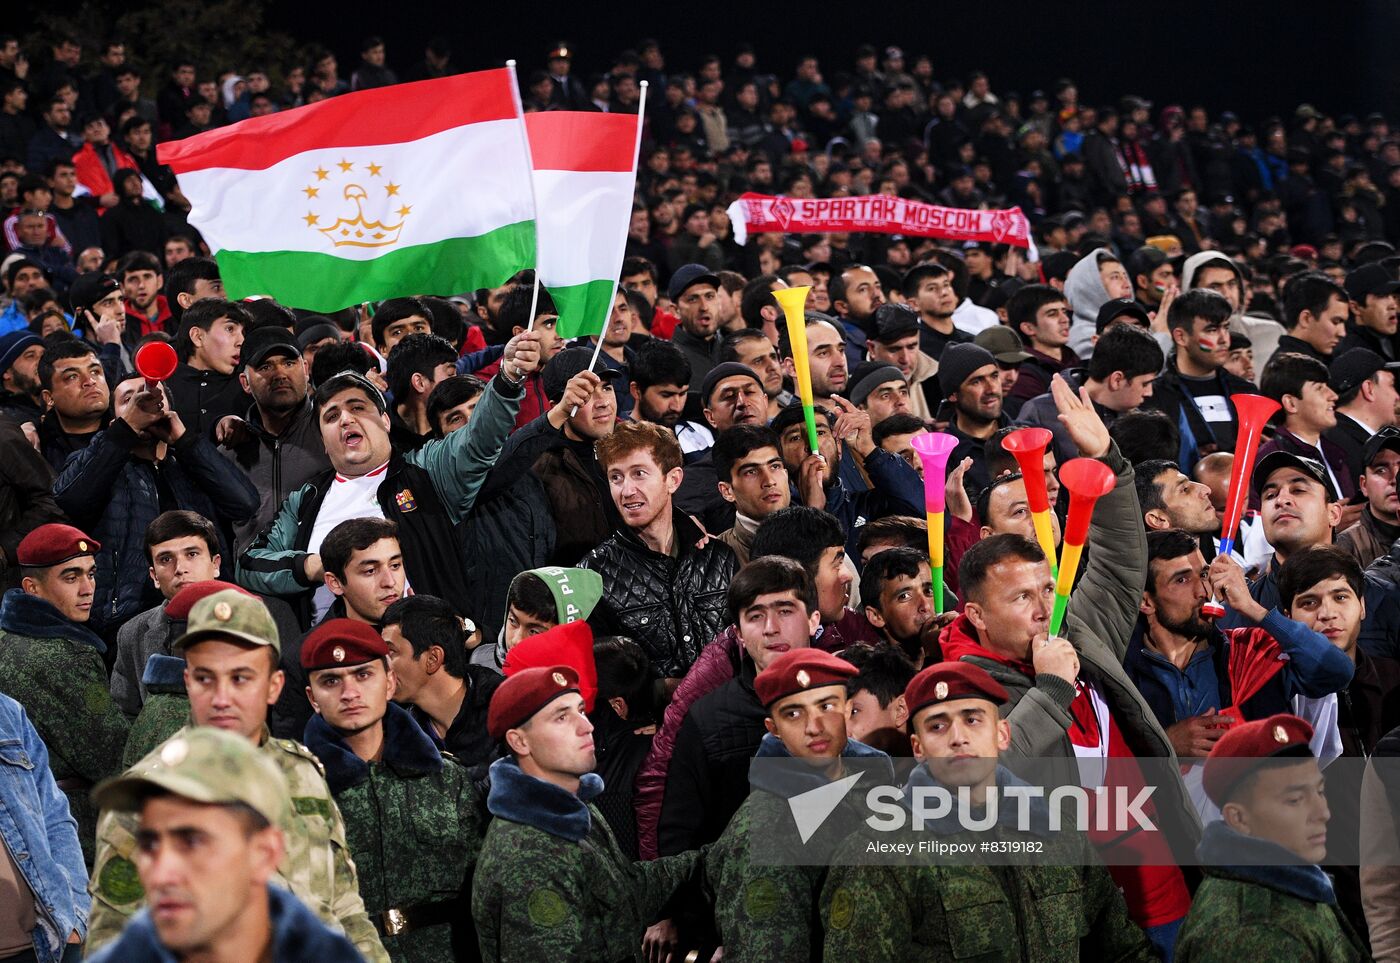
(158, 69, 536, 312)
(526, 110, 643, 338)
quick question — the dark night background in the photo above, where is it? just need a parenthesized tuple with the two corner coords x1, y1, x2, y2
(10, 0, 1400, 122)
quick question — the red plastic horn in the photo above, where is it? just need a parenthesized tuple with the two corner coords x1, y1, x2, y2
(1001, 427, 1058, 568)
(1201, 393, 1281, 619)
(134, 341, 178, 393)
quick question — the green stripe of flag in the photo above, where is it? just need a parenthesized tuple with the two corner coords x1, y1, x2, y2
(214, 221, 536, 312)
(548, 278, 618, 340)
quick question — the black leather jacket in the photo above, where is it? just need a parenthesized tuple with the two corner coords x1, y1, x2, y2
(580, 510, 737, 679)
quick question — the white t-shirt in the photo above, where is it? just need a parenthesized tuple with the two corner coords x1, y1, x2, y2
(952, 298, 1000, 335)
(307, 462, 389, 622)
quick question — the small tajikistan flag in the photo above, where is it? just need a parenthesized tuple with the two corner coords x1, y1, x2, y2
(158, 69, 537, 312)
(526, 108, 644, 338)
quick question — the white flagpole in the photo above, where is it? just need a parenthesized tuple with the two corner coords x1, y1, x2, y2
(573, 80, 647, 415)
(505, 60, 543, 331)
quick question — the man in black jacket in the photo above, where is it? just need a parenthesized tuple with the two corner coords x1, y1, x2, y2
(219, 327, 330, 555)
(166, 298, 251, 440)
(582, 420, 738, 682)
(657, 556, 817, 855)
(1325, 348, 1400, 483)
(237, 332, 540, 627)
(52, 372, 259, 642)
(381, 594, 502, 769)
(1146, 288, 1254, 469)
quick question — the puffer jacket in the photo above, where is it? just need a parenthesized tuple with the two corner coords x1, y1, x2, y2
(52, 418, 259, 633)
(581, 509, 737, 679)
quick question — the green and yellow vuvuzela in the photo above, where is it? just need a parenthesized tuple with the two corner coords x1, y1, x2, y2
(157, 69, 536, 312)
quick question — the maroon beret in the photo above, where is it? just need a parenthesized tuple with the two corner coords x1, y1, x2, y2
(904, 661, 1010, 721)
(16, 524, 100, 568)
(301, 618, 388, 672)
(1202, 713, 1315, 808)
(754, 649, 858, 709)
(487, 665, 581, 740)
(165, 580, 251, 621)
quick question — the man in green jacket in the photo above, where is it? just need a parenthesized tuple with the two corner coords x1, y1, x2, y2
(705, 648, 891, 962)
(821, 660, 1152, 962)
(0, 523, 130, 866)
(237, 331, 541, 626)
(472, 664, 705, 962)
(302, 617, 483, 962)
(1176, 713, 1370, 962)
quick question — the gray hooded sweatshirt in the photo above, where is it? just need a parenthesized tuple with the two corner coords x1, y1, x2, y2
(1066, 248, 1118, 358)
(1180, 250, 1283, 383)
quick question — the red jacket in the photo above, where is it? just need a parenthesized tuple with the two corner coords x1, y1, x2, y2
(72, 141, 138, 201)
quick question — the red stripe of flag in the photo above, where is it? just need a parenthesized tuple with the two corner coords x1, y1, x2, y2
(526, 111, 638, 172)
(158, 69, 518, 174)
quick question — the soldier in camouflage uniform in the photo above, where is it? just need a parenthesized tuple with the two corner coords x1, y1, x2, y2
(119, 581, 241, 767)
(84, 588, 391, 963)
(705, 649, 892, 962)
(821, 662, 1152, 962)
(302, 617, 485, 962)
(472, 665, 706, 962)
(86, 726, 364, 962)
(0, 524, 130, 866)
(1175, 714, 1370, 962)
(122, 653, 191, 768)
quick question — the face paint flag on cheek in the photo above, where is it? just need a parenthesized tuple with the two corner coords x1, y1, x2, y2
(773, 286, 821, 456)
(910, 431, 958, 614)
(1001, 427, 1059, 577)
(1048, 458, 1116, 636)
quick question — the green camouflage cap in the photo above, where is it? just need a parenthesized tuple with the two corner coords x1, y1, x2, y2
(92, 727, 291, 827)
(173, 588, 281, 655)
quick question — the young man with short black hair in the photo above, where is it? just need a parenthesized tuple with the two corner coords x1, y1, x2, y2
(858, 546, 943, 664)
(712, 424, 791, 564)
(382, 594, 503, 768)
(902, 262, 972, 361)
(1256, 351, 1354, 505)
(167, 297, 251, 439)
(425, 374, 485, 438)
(163, 255, 223, 325)
(1278, 271, 1349, 365)
(1339, 263, 1400, 361)
(117, 249, 169, 336)
(719, 326, 791, 420)
(838, 641, 917, 751)
(1005, 283, 1079, 415)
(37, 337, 110, 469)
(1146, 288, 1254, 467)
(384, 332, 458, 451)
(1017, 323, 1164, 464)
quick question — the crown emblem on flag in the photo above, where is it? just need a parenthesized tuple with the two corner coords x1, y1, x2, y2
(303, 159, 411, 249)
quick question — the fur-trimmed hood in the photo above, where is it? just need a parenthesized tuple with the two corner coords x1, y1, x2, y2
(0, 588, 106, 653)
(1196, 819, 1336, 904)
(303, 702, 443, 795)
(485, 755, 603, 843)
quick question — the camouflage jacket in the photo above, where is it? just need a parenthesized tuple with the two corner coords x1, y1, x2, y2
(121, 654, 188, 768)
(0, 589, 130, 866)
(1176, 822, 1371, 963)
(86, 724, 390, 963)
(820, 765, 1151, 963)
(472, 756, 704, 962)
(704, 734, 892, 962)
(305, 703, 485, 963)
